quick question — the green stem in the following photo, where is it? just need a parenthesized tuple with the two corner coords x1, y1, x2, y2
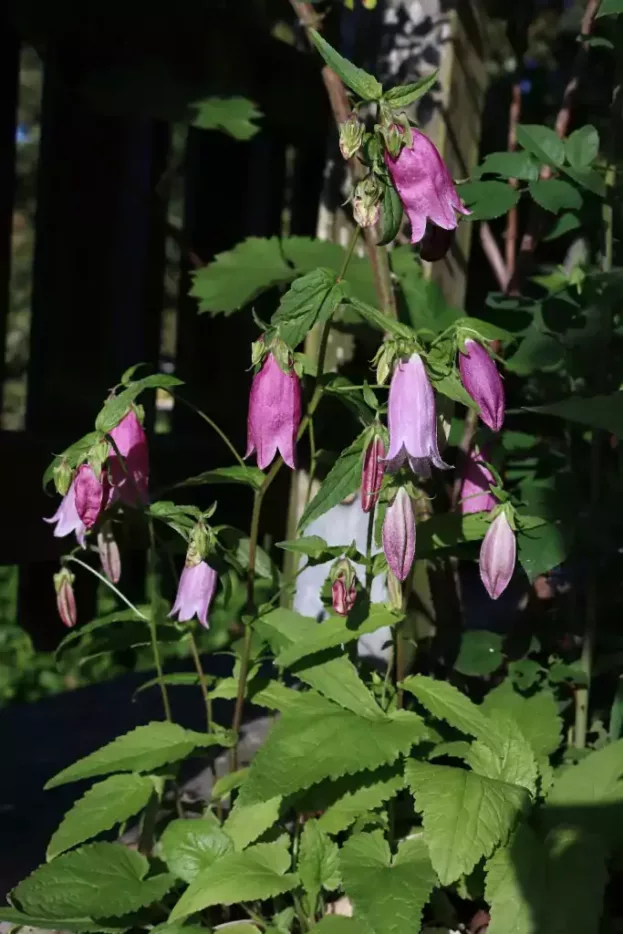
(188, 630, 213, 733)
(305, 417, 317, 506)
(147, 517, 172, 722)
(173, 392, 246, 468)
(65, 555, 147, 620)
(337, 226, 361, 281)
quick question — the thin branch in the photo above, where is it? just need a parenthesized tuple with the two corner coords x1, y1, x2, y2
(505, 83, 522, 285)
(479, 223, 507, 290)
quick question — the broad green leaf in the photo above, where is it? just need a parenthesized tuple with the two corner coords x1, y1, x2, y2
(543, 827, 608, 934)
(47, 774, 156, 859)
(43, 432, 101, 490)
(238, 693, 427, 805)
(481, 682, 562, 758)
(390, 247, 459, 334)
(223, 795, 282, 850)
(311, 919, 366, 934)
(475, 150, 539, 181)
(95, 375, 183, 433)
(347, 295, 414, 339)
(431, 371, 479, 410)
(454, 630, 503, 677)
(597, 0, 623, 17)
(45, 722, 232, 789)
(299, 431, 368, 532)
(317, 767, 404, 836)
(562, 165, 606, 196)
(192, 96, 262, 140)
(172, 465, 264, 491)
(191, 237, 291, 314)
(276, 534, 331, 556)
(543, 212, 581, 241)
(272, 269, 343, 349)
(383, 71, 438, 108)
(211, 768, 249, 801)
(308, 30, 382, 100)
(168, 840, 298, 920)
(159, 818, 233, 884)
(377, 182, 403, 246)
(298, 820, 341, 914)
(250, 680, 305, 712)
(457, 181, 520, 220)
(565, 125, 599, 167)
(528, 179, 582, 213)
(0, 909, 127, 933)
(516, 124, 565, 167)
(485, 825, 545, 934)
(402, 675, 496, 741)
(527, 392, 623, 438)
(454, 315, 514, 342)
(340, 831, 436, 934)
(12, 843, 173, 920)
(518, 521, 569, 581)
(284, 238, 377, 305)
(466, 711, 538, 795)
(415, 511, 545, 557)
(406, 762, 529, 884)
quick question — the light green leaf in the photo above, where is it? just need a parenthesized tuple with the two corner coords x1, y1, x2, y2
(192, 96, 262, 140)
(475, 151, 539, 181)
(597, 0, 623, 17)
(317, 767, 404, 836)
(458, 181, 520, 220)
(308, 30, 382, 100)
(431, 371, 479, 410)
(454, 630, 503, 677)
(454, 315, 514, 342)
(276, 535, 334, 557)
(347, 296, 414, 339)
(565, 125, 599, 167)
(172, 465, 265, 491)
(516, 124, 565, 167)
(298, 431, 368, 533)
(168, 841, 298, 921)
(406, 762, 529, 885)
(160, 818, 234, 883)
(311, 919, 367, 934)
(12, 843, 173, 920)
(518, 521, 569, 581)
(272, 269, 343, 349)
(191, 237, 292, 314)
(47, 774, 156, 859)
(485, 824, 545, 934)
(481, 682, 562, 758)
(0, 909, 127, 933)
(340, 831, 436, 934)
(528, 179, 582, 213)
(543, 212, 581, 241)
(384, 71, 438, 108)
(298, 820, 341, 914)
(250, 680, 305, 713)
(527, 392, 623, 438)
(43, 432, 102, 490)
(466, 711, 538, 795)
(45, 722, 232, 789)
(543, 827, 608, 934)
(402, 675, 495, 741)
(95, 375, 183, 433)
(223, 795, 282, 850)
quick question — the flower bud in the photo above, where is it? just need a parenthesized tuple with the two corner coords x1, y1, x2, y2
(53, 460, 73, 497)
(74, 463, 109, 529)
(352, 177, 381, 229)
(381, 122, 405, 159)
(330, 558, 357, 616)
(375, 344, 393, 386)
(361, 435, 385, 513)
(382, 487, 416, 582)
(479, 510, 516, 600)
(54, 567, 77, 629)
(98, 521, 121, 584)
(246, 350, 301, 470)
(339, 113, 365, 161)
(459, 339, 505, 432)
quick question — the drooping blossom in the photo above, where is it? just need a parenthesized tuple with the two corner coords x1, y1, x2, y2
(479, 510, 516, 600)
(74, 463, 109, 529)
(54, 568, 77, 629)
(382, 487, 416, 582)
(459, 339, 505, 432)
(361, 435, 386, 513)
(385, 129, 470, 244)
(386, 353, 450, 477)
(44, 478, 86, 547)
(459, 446, 497, 516)
(246, 352, 301, 470)
(170, 561, 218, 628)
(108, 409, 149, 505)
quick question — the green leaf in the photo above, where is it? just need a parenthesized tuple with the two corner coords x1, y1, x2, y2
(311, 918, 366, 934)
(238, 693, 427, 805)
(298, 431, 367, 532)
(347, 295, 414, 339)
(562, 165, 606, 196)
(527, 392, 623, 438)
(518, 521, 569, 581)
(277, 535, 331, 556)
(466, 711, 538, 795)
(528, 179, 582, 213)
(308, 30, 382, 101)
(0, 909, 128, 933)
(47, 774, 156, 859)
(298, 820, 341, 914)
(542, 828, 608, 934)
(272, 269, 343, 348)
(12, 843, 173, 920)
(416, 511, 545, 558)
(454, 630, 503, 677)
(223, 795, 282, 850)
(485, 824, 545, 934)
(191, 96, 262, 140)
(383, 71, 438, 108)
(475, 151, 539, 181)
(172, 465, 264, 491)
(43, 432, 101, 490)
(457, 181, 520, 220)
(191, 238, 292, 314)
(406, 762, 529, 885)
(45, 722, 232, 789)
(597, 0, 623, 16)
(481, 682, 562, 758)
(516, 124, 565, 167)
(317, 767, 404, 836)
(168, 840, 298, 921)
(430, 371, 479, 410)
(340, 831, 437, 934)
(377, 182, 403, 246)
(543, 212, 581, 241)
(160, 818, 234, 884)
(211, 768, 249, 801)
(402, 675, 495, 741)
(565, 125, 599, 167)
(454, 315, 514, 342)
(95, 375, 183, 434)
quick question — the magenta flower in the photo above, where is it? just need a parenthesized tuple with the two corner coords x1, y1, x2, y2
(386, 353, 450, 477)
(385, 129, 470, 244)
(74, 463, 109, 529)
(382, 487, 416, 582)
(109, 409, 149, 505)
(361, 435, 385, 513)
(459, 339, 505, 432)
(246, 352, 301, 470)
(459, 446, 497, 515)
(479, 511, 516, 600)
(44, 479, 86, 547)
(170, 561, 217, 628)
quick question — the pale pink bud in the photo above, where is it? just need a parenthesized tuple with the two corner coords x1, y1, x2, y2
(479, 511, 516, 600)
(331, 576, 357, 616)
(459, 446, 497, 516)
(170, 560, 218, 628)
(109, 409, 149, 505)
(361, 435, 385, 513)
(98, 522, 121, 584)
(386, 353, 450, 477)
(385, 129, 470, 244)
(382, 488, 416, 582)
(74, 463, 109, 529)
(54, 568, 77, 629)
(246, 353, 301, 470)
(44, 479, 86, 547)
(459, 339, 505, 432)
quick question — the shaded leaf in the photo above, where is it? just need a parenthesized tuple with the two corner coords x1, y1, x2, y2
(565, 125, 599, 168)
(308, 30, 382, 100)
(475, 151, 539, 181)
(481, 682, 562, 758)
(454, 630, 503, 677)
(298, 820, 341, 914)
(458, 181, 520, 220)
(528, 179, 582, 213)
(160, 818, 234, 884)
(192, 97, 262, 140)
(516, 125, 565, 167)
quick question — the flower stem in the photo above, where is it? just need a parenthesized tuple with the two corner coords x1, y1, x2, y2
(188, 630, 213, 733)
(147, 517, 172, 722)
(172, 392, 246, 468)
(65, 555, 147, 620)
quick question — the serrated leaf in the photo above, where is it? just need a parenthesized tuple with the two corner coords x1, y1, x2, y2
(518, 520, 569, 581)
(516, 124, 565, 167)
(317, 767, 404, 836)
(475, 151, 539, 181)
(191, 238, 292, 314)
(481, 682, 562, 758)
(562, 164, 606, 196)
(308, 30, 382, 100)
(298, 820, 341, 914)
(172, 465, 265, 491)
(347, 296, 414, 339)
(384, 71, 438, 108)
(272, 269, 343, 349)
(12, 843, 173, 920)
(406, 762, 528, 885)
(47, 774, 156, 859)
(191, 96, 262, 140)
(159, 818, 234, 884)
(402, 675, 495, 741)
(565, 125, 599, 167)
(299, 431, 367, 533)
(43, 432, 102, 490)
(454, 630, 503, 677)
(223, 795, 282, 850)
(45, 722, 231, 789)
(239, 693, 427, 805)
(340, 831, 436, 934)
(377, 182, 403, 246)
(466, 711, 538, 795)
(485, 825, 545, 934)
(277, 534, 331, 556)
(168, 841, 298, 921)
(0, 909, 129, 933)
(95, 375, 183, 433)
(527, 392, 623, 437)
(311, 919, 366, 934)
(458, 181, 520, 220)
(528, 179, 582, 213)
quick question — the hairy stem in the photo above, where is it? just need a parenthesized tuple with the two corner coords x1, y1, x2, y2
(188, 630, 213, 733)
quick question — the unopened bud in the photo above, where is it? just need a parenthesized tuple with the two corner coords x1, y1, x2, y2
(352, 177, 381, 229)
(381, 122, 406, 159)
(54, 567, 77, 629)
(361, 435, 385, 513)
(330, 558, 357, 616)
(98, 521, 121, 584)
(53, 459, 73, 497)
(189, 523, 210, 564)
(375, 344, 393, 386)
(339, 114, 365, 161)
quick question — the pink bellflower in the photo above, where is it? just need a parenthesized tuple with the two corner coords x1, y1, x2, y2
(479, 510, 516, 600)
(382, 487, 416, 582)
(459, 446, 497, 516)
(386, 353, 450, 478)
(74, 463, 109, 530)
(459, 339, 505, 432)
(44, 478, 86, 547)
(108, 409, 149, 505)
(246, 352, 301, 470)
(170, 561, 218, 628)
